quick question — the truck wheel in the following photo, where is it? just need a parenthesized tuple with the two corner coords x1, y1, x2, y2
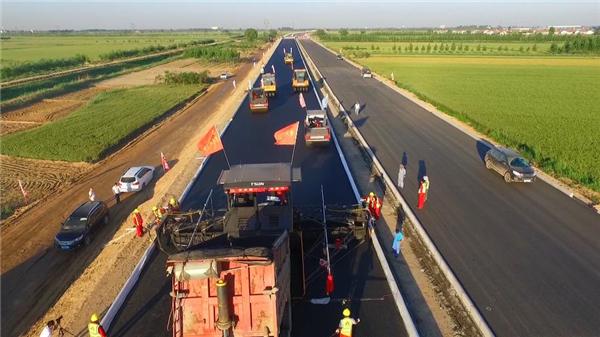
(504, 172, 512, 183)
(103, 215, 109, 225)
(84, 235, 91, 246)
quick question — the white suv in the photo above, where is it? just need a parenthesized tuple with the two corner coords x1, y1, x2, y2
(118, 166, 155, 193)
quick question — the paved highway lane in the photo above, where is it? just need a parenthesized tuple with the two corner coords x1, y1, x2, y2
(109, 39, 406, 337)
(301, 39, 600, 337)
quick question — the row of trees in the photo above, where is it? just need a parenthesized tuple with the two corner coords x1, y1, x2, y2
(156, 70, 211, 85)
(99, 38, 215, 61)
(244, 28, 278, 42)
(550, 37, 600, 54)
(1, 54, 89, 80)
(316, 29, 597, 43)
(357, 43, 539, 53)
(184, 46, 240, 62)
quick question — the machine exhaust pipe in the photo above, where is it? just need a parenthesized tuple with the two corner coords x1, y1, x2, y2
(216, 279, 233, 336)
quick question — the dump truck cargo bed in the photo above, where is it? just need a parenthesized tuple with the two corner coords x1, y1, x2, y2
(168, 232, 291, 337)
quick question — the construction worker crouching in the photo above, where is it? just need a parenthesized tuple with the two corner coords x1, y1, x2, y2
(88, 313, 107, 337)
(168, 197, 180, 212)
(152, 206, 162, 223)
(336, 308, 360, 337)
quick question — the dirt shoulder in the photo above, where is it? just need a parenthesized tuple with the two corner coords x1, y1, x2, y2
(1, 40, 278, 337)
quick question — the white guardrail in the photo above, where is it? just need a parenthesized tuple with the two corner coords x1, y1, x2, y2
(101, 38, 283, 331)
(295, 39, 420, 337)
(296, 38, 495, 337)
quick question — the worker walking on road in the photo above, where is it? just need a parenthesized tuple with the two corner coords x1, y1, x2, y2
(88, 313, 107, 337)
(397, 164, 406, 189)
(423, 176, 430, 200)
(88, 188, 96, 202)
(336, 308, 360, 337)
(354, 101, 360, 116)
(417, 178, 427, 209)
(112, 183, 121, 204)
(392, 228, 404, 258)
(133, 208, 144, 238)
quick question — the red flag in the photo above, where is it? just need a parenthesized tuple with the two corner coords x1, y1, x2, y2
(160, 152, 170, 172)
(274, 122, 299, 146)
(197, 126, 224, 156)
(299, 92, 306, 109)
(326, 272, 335, 295)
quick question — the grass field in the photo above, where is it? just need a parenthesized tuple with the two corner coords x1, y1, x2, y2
(0, 84, 203, 162)
(325, 41, 554, 55)
(1, 32, 229, 64)
(354, 54, 600, 192)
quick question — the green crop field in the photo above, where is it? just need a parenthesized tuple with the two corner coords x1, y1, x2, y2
(325, 41, 554, 56)
(0, 84, 203, 162)
(0, 32, 228, 64)
(351, 54, 600, 192)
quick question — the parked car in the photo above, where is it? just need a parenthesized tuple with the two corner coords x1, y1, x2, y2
(118, 166, 155, 192)
(55, 201, 109, 250)
(484, 147, 536, 183)
(220, 72, 229, 80)
(336, 54, 343, 60)
(361, 67, 373, 78)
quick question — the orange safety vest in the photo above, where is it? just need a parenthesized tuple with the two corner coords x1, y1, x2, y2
(88, 323, 102, 337)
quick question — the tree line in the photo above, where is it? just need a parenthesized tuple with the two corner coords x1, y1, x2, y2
(0, 38, 217, 81)
(98, 38, 215, 61)
(549, 37, 600, 54)
(316, 29, 597, 43)
(183, 46, 240, 62)
(156, 70, 212, 85)
(1, 54, 89, 80)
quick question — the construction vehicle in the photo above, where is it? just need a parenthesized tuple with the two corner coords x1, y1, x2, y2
(284, 52, 294, 65)
(249, 88, 268, 112)
(304, 109, 331, 145)
(157, 163, 371, 337)
(261, 73, 277, 97)
(292, 69, 309, 92)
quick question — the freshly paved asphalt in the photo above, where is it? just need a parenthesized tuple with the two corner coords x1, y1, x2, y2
(301, 39, 600, 337)
(109, 39, 406, 337)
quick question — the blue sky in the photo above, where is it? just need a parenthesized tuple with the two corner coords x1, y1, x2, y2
(1, 1, 598, 30)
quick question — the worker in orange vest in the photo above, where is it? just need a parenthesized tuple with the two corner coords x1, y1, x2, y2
(362, 192, 376, 213)
(373, 197, 382, 220)
(88, 313, 107, 337)
(417, 178, 427, 209)
(133, 208, 144, 237)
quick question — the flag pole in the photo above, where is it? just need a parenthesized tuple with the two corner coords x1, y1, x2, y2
(222, 148, 231, 169)
(290, 123, 299, 166)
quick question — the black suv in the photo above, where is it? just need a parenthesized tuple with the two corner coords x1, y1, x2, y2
(55, 201, 109, 250)
(484, 147, 536, 183)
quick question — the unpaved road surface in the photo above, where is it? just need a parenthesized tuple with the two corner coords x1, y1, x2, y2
(96, 58, 232, 88)
(0, 51, 259, 337)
